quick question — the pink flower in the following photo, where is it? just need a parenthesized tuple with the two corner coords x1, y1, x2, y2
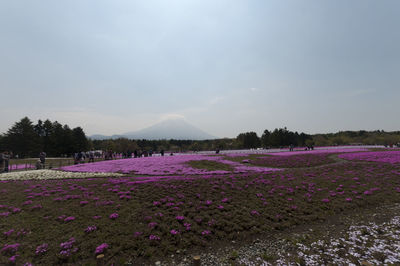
(346, 198, 352, 202)
(322, 198, 330, 203)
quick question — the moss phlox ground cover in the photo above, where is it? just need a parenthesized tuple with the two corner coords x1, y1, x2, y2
(1, 148, 400, 264)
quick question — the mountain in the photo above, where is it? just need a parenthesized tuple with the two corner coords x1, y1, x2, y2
(90, 119, 216, 140)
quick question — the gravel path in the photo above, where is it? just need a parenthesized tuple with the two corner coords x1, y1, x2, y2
(163, 203, 400, 266)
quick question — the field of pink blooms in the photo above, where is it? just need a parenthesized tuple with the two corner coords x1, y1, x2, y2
(1, 148, 400, 265)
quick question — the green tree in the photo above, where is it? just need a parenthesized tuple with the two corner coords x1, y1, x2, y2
(236, 132, 261, 149)
(4, 117, 41, 157)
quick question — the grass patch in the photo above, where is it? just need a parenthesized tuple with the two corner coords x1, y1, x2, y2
(186, 160, 234, 172)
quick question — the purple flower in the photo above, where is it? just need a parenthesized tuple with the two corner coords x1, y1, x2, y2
(80, 201, 89, 206)
(201, 230, 211, 236)
(133, 231, 142, 237)
(95, 243, 109, 254)
(11, 208, 21, 213)
(109, 213, 119, 219)
(60, 237, 75, 250)
(4, 229, 14, 237)
(149, 234, 160, 240)
(250, 210, 260, 216)
(1, 243, 20, 254)
(221, 198, 229, 203)
(346, 198, 352, 202)
(64, 216, 75, 222)
(321, 198, 330, 203)
(184, 223, 191, 230)
(170, 229, 179, 235)
(176, 216, 185, 221)
(148, 222, 158, 228)
(93, 215, 102, 219)
(35, 243, 49, 255)
(85, 225, 97, 233)
(9, 255, 18, 263)
(217, 205, 224, 210)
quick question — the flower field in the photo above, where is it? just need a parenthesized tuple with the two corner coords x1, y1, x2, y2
(1, 148, 400, 265)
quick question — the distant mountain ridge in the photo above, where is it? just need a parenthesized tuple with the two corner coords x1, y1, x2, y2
(90, 119, 216, 140)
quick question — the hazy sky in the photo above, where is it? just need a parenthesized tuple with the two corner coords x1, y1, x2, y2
(1, 0, 399, 138)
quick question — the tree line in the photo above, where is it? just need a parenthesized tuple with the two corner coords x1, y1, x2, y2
(1, 117, 399, 158)
(0, 117, 89, 158)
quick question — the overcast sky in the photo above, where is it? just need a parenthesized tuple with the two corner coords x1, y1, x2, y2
(0, 0, 399, 138)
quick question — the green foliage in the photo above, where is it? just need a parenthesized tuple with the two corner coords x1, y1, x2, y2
(1, 117, 90, 158)
(187, 160, 234, 172)
(236, 132, 261, 149)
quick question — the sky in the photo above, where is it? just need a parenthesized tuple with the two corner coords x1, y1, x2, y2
(0, 0, 399, 138)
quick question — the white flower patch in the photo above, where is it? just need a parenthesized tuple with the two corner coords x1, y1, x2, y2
(0, 169, 123, 181)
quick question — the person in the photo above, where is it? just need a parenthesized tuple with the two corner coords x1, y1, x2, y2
(39, 152, 46, 168)
(89, 151, 95, 163)
(35, 160, 42, 170)
(79, 151, 86, 163)
(0, 151, 4, 173)
(160, 149, 164, 156)
(2, 151, 10, 173)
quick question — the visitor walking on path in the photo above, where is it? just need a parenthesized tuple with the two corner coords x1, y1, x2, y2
(39, 151, 46, 168)
(0, 151, 10, 173)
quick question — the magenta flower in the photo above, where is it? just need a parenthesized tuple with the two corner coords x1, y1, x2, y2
(84, 225, 97, 233)
(109, 213, 119, 219)
(170, 229, 179, 235)
(60, 238, 75, 250)
(35, 243, 49, 255)
(95, 243, 109, 254)
(221, 198, 229, 203)
(22, 200, 33, 205)
(176, 216, 185, 221)
(133, 231, 142, 237)
(148, 222, 158, 228)
(4, 229, 14, 237)
(346, 198, 352, 202)
(201, 230, 211, 236)
(217, 205, 224, 210)
(250, 210, 260, 216)
(80, 201, 89, 206)
(64, 216, 75, 222)
(93, 215, 102, 219)
(1, 243, 20, 254)
(9, 255, 18, 263)
(149, 234, 160, 240)
(321, 198, 330, 203)
(184, 223, 191, 230)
